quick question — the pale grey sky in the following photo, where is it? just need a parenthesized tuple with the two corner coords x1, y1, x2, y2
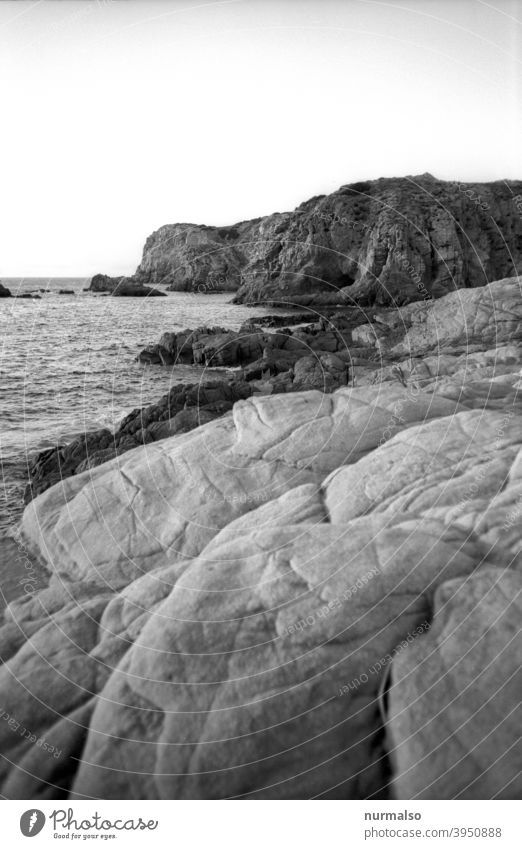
(0, 0, 521, 276)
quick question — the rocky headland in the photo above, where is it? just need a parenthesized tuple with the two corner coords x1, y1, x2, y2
(93, 175, 522, 306)
(3, 273, 522, 799)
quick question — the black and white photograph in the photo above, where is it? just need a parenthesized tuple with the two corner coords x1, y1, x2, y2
(0, 0, 521, 842)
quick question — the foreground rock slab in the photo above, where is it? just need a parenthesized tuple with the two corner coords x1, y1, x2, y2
(1, 353, 521, 798)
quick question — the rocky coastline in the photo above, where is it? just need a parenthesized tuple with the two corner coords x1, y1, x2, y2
(4, 171, 522, 799)
(2, 272, 521, 799)
(23, 301, 416, 501)
(25, 274, 522, 503)
(25, 313, 358, 501)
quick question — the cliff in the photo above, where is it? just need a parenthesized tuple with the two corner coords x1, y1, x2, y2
(131, 174, 522, 305)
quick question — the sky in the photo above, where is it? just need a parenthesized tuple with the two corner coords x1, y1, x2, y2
(0, 0, 521, 276)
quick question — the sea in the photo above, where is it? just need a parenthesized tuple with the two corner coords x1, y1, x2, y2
(0, 277, 286, 607)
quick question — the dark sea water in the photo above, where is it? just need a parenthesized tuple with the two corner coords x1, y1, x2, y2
(0, 277, 284, 606)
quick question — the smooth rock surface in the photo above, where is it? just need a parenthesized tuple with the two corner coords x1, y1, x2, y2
(1, 354, 521, 798)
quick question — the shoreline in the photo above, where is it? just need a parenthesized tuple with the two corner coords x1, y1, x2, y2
(2, 301, 378, 605)
(23, 309, 366, 502)
(20, 277, 522, 506)
(2, 302, 359, 605)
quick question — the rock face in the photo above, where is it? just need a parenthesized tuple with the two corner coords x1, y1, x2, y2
(0, 282, 12, 297)
(130, 175, 522, 305)
(2, 274, 522, 799)
(87, 274, 166, 297)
